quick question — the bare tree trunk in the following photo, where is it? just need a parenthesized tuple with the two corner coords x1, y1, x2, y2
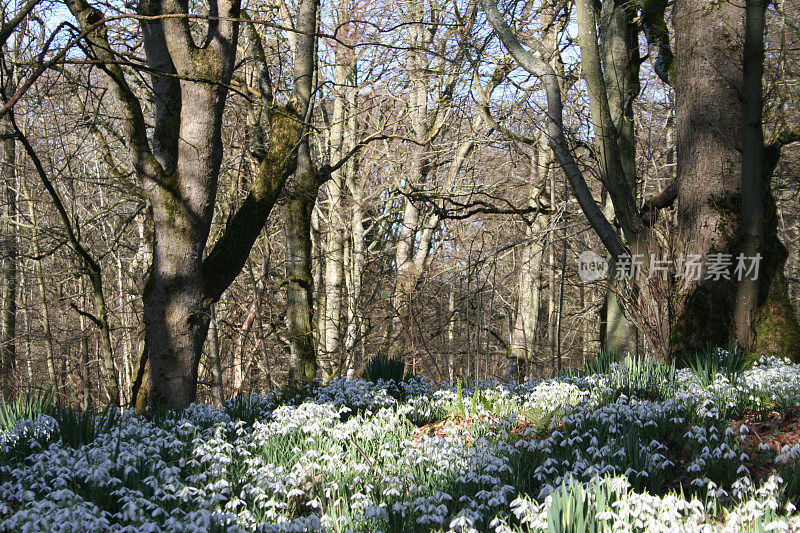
(446, 286, 456, 381)
(283, 0, 320, 385)
(285, 198, 317, 384)
(312, 206, 325, 371)
(88, 270, 120, 405)
(131, 324, 147, 412)
(388, 11, 431, 357)
(547, 172, 556, 372)
(596, 0, 642, 355)
(114, 253, 131, 405)
(600, 194, 637, 355)
(735, 0, 766, 351)
(672, 0, 744, 357)
(509, 151, 547, 380)
(342, 87, 361, 378)
(344, 189, 364, 370)
(207, 308, 224, 404)
(255, 237, 277, 390)
(67, 0, 237, 409)
(21, 177, 58, 393)
(18, 268, 31, 391)
(78, 280, 91, 409)
(0, 80, 17, 397)
(579, 276, 589, 366)
(320, 0, 354, 378)
(556, 178, 567, 374)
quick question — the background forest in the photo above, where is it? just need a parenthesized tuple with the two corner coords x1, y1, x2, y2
(0, 0, 798, 410)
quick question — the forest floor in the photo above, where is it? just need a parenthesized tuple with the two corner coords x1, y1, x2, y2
(2, 355, 800, 531)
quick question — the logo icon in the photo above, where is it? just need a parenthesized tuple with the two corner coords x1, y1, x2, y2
(578, 251, 608, 282)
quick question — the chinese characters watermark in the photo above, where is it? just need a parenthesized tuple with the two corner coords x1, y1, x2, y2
(578, 252, 762, 283)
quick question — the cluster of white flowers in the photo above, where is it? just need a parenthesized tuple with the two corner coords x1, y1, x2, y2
(2, 357, 800, 531)
(310, 378, 403, 410)
(494, 474, 796, 533)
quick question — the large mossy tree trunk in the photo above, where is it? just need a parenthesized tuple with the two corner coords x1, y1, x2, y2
(71, 0, 305, 410)
(672, 0, 800, 361)
(672, 0, 744, 358)
(750, 144, 800, 357)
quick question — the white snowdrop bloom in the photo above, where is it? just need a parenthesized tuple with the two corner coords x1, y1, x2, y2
(304, 498, 321, 510)
(764, 520, 790, 532)
(448, 513, 474, 531)
(5, 365, 800, 531)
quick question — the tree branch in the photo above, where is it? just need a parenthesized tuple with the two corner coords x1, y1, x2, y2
(65, 0, 165, 186)
(641, 181, 677, 224)
(402, 189, 554, 223)
(314, 132, 389, 186)
(69, 302, 103, 328)
(481, 0, 628, 259)
(574, 0, 644, 241)
(11, 118, 101, 276)
(139, 0, 181, 174)
(202, 106, 303, 302)
(0, 0, 40, 47)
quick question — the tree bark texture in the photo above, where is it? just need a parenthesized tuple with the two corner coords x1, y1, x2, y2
(68, 0, 303, 409)
(673, 0, 800, 360)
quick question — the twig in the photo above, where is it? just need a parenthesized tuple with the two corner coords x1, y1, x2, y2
(348, 437, 378, 473)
